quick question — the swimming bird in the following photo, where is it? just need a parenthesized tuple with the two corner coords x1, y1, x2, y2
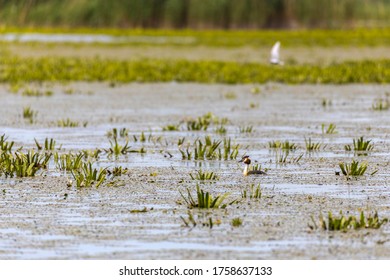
(270, 41, 284, 65)
(239, 155, 266, 176)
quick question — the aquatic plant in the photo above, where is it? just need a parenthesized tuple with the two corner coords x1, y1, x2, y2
(54, 152, 83, 171)
(372, 98, 389, 111)
(268, 140, 297, 150)
(179, 185, 231, 209)
(251, 87, 261, 94)
(218, 137, 239, 160)
(321, 98, 332, 107)
(338, 160, 375, 177)
(180, 211, 217, 229)
(81, 149, 102, 160)
(57, 118, 86, 127)
(304, 137, 322, 151)
(34, 138, 60, 151)
(3, 55, 390, 84)
(0, 134, 15, 153)
(322, 123, 337, 134)
(224, 91, 237, 100)
(71, 162, 106, 188)
(186, 116, 211, 131)
(231, 218, 243, 227)
(241, 183, 262, 200)
(344, 136, 374, 153)
(0, 150, 51, 178)
(22, 88, 53, 97)
(162, 124, 180, 131)
(177, 137, 186, 146)
(249, 102, 259, 109)
(105, 138, 132, 156)
(133, 132, 146, 142)
(107, 166, 128, 177)
(106, 127, 129, 139)
(179, 136, 239, 160)
(214, 125, 227, 134)
(239, 125, 254, 133)
(180, 211, 197, 228)
(275, 150, 303, 164)
(193, 136, 221, 160)
(189, 170, 219, 181)
(179, 147, 193, 160)
(22, 106, 38, 123)
(309, 211, 388, 232)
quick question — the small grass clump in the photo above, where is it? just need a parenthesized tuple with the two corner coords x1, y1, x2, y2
(54, 152, 83, 171)
(241, 183, 262, 200)
(71, 162, 107, 188)
(322, 123, 337, 134)
(0, 134, 15, 153)
(22, 88, 53, 97)
(214, 125, 227, 134)
(34, 138, 60, 151)
(179, 185, 231, 209)
(309, 211, 388, 232)
(251, 87, 261, 94)
(344, 136, 374, 153)
(185, 113, 228, 131)
(22, 106, 38, 123)
(132, 131, 147, 142)
(106, 127, 129, 139)
(372, 98, 389, 111)
(180, 211, 218, 229)
(57, 118, 86, 127)
(275, 150, 303, 164)
(107, 166, 128, 177)
(231, 218, 243, 227)
(224, 91, 237, 100)
(219, 137, 239, 160)
(180, 136, 239, 160)
(321, 98, 332, 107)
(268, 140, 297, 150)
(338, 160, 377, 178)
(0, 150, 51, 178)
(105, 138, 132, 156)
(162, 124, 180, 131)
(305, 137, 322, 151)
(239, 125, 254, 133)
(189, 170, 219, 181)
(186, 116, 211, 131)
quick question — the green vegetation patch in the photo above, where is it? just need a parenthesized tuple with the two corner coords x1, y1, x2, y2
(2, 55, 390, 84)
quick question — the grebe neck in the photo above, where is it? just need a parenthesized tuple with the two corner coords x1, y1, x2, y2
(243, 164, 249, 176)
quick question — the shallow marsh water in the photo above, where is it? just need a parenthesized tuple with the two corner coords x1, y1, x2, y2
(1, 82, 390, 259)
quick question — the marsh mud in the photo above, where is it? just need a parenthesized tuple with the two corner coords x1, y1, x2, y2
(1, 83, 390, 259)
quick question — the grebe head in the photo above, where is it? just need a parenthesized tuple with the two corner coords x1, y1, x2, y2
(239, 155, 251, 165)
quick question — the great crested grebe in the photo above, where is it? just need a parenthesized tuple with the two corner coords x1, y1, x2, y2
(239, 155, 267, 176)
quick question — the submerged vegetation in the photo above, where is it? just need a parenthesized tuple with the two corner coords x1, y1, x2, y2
(309, 211, 388, 232)
(3, 55, 390, 84)
(189, 170, 219, 181)
(344, 137, 374, 153)
(0, 150, 51, 178)
(338, 160, 378, 178)
(179, 185, 231, 209)
(179, 136, 239, 160)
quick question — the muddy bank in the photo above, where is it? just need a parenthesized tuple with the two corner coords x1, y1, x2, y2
(0, 83, 390, 259)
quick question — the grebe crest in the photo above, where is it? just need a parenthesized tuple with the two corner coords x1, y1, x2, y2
(239, 155, 266, 176)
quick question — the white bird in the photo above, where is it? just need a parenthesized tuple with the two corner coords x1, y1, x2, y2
(270, 41, 284, 65)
